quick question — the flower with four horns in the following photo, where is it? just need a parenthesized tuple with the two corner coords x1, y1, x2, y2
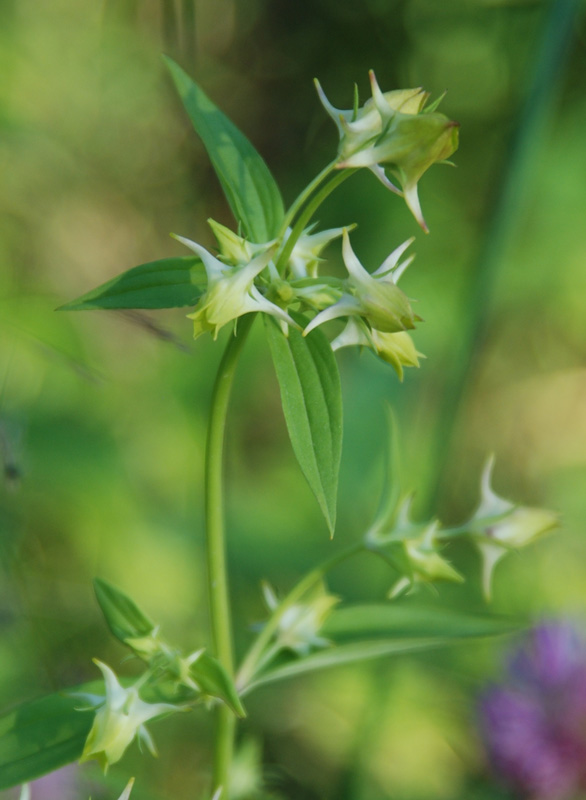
(79, 660, 181, 771)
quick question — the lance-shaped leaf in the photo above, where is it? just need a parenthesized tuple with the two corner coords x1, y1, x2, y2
(94, 578, 156, 645)
(60, 256, 206, 311)
(244, 604, 519, 693)
(0, 684, 98, 790)
(0, 677, 199, 790)
(322, 604, 520, 642)
(244, 639, 442, 692)
(165, 57, 284, 243)
(190, 652, 245, 718)
(265, 316, 342, 535)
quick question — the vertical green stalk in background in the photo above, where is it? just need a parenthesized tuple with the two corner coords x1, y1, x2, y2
(205, 314, 255, 798)
(162, 0, 180, 62)
(426, 0, 583, 511)
(181, 0, 197, 73)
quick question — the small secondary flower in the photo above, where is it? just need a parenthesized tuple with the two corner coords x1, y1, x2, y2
(262, 581, 339, 656)
(79, 660, 180, 771)
(467, 456, 558, 599)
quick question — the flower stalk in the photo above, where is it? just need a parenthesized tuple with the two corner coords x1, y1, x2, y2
(205, 313, 256, 798)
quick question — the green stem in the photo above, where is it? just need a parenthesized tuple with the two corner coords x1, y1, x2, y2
(274, 168, 357, 274)
(205, 313, 255, 799)
(279, 160, 337, 236)
(236, 542, 364, 690)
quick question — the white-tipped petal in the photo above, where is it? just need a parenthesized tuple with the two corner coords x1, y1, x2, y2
(314, 79, 345, 136)
(138, 725, 158, 757)
(368, 164, 402, 195)
(390, 255, 415, 285)
(341, 229, 371, 282)
(118, 778, 135, 800)
(303, 297, 361, 336)
(477, 455, 512, 518)
(248, 285, 299, 329)
(373, 238, 415, 277)
(403, 182, 429, 233)
(478, 541, 507, 602)
(331, 318, 370, 351)
(369, 70, 393, 125)
(171, 234, 225, 280)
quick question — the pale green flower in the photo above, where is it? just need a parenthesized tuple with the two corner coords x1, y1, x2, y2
(173, 234, 296, 339)
(304, 229, 417, 336)
(367, 496, 462, 598)
(467, 456, 558, 599)
(80, 660, 180, 771)
(263, 582, 339, 656)
(208, 217, 346, 279)
(331, 317, 422, 380)
(283, 224, 346, 279)
(316, 71, 459, 231)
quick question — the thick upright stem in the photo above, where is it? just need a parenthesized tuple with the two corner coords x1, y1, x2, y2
(205, 314, 255, 798)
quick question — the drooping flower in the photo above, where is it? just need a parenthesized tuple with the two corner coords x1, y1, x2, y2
(331, 316, 422, 380)
(479, 623, 586, 800)
(79, 660, 181, 771)
(303, 229, 418, 337)
(316, 71, 459, 231)
(173, 234, 296, 339)
(466, 456, 558, 599)
(262, 581, 339, 656)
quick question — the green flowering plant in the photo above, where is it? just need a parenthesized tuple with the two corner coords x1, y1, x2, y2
(0, 61, 557, 800)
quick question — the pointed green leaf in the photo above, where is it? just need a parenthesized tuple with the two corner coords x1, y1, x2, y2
(191, 653, 246, 718)
(245, 639, 442, 692)
(244, 605, 519, 693)
(322, 604, 520, 642)
(265, 317, 342, 535)
(164, 57, 284, 243)
(60, 256, 206, 311)
(0, 685, 98, 790)
(94, 578, 156, 644)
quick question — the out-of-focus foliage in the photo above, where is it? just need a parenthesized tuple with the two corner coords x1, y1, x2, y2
(1, 1, 585, 799)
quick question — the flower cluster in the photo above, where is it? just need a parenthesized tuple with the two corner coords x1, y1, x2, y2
(315, 70, 459, 231)
(176, 220, 423, 380)
(480, 623, 586, 800)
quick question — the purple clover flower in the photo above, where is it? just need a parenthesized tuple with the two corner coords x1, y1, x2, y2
(480, 622, 586, 799)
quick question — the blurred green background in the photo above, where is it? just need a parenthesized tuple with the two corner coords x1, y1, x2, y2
(1, 1, 586, 798)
